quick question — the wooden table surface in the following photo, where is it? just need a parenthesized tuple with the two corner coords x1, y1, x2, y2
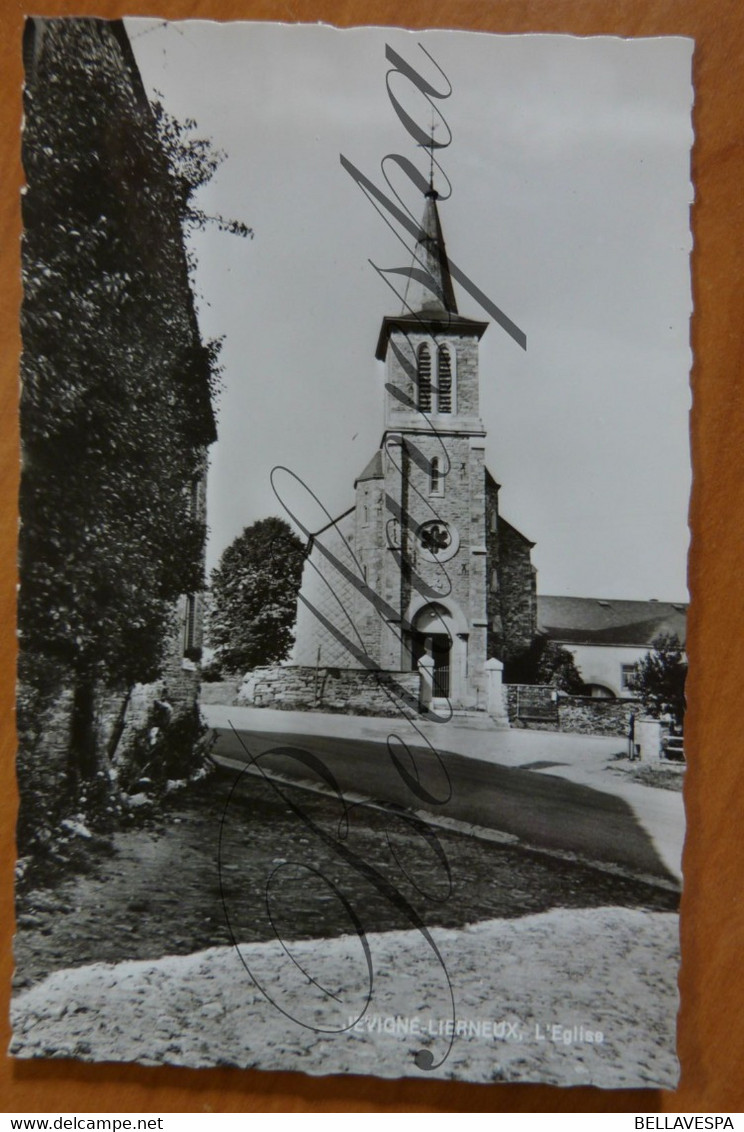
(1, 0, 743, 1114)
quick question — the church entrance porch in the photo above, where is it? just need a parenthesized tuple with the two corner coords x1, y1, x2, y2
(409, 602, 470, 708)
(412, 631, 450, 698)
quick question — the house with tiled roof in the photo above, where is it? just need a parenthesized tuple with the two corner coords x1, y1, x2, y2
(537, 596, 688, 698)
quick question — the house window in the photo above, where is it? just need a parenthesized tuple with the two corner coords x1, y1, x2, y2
(490, 568, 499, 592)
(438, 345, 453, 413)
(417, 344, 432, 412)
(430, 456, 442, 495)
(621, 663, 637, 690)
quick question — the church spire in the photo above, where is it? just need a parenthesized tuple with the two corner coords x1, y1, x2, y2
(375, 183, 488, 361)
(401, 189, 459, 317)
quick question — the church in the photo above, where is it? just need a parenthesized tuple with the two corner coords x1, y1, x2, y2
(283, 186, 538, 715)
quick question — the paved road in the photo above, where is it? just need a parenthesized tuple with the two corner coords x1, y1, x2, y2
(207, 715, 679, 885)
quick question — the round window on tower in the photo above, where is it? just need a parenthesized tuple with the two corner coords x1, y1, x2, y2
(416, 520, 460, 563)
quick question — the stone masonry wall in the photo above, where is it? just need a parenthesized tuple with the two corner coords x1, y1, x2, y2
(506, 684, 641, 737)
(239, 665, 421, 718)
(16, 684, 74, 815)
(385, 330, 481, 424)
(497, 519, 537, 661)
(21, 657, 201, 794)
(557, 695, 640, 737)
(199, 678, 242, 705)
(98, 680, 173, 761)
(291, 511, 370, 670)
(485, 474, 502, 659)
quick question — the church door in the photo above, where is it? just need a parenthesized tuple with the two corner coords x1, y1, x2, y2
(430, 634, 450, 698)
(411, 603, 455, 702)
(412, 632, 450, 697)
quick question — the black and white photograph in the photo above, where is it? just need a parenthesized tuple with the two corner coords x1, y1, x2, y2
(12, 18, 693, 1090)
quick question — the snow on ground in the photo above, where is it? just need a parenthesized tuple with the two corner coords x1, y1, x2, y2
(11, 905, 679, 1089)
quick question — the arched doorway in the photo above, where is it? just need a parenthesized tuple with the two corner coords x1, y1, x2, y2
(411, 602, 455, 701)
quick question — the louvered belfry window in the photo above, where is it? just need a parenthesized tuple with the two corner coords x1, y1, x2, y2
(417, 344, 432, 412)
(438, 346, 453, 413)
(430, 456, 441, 494)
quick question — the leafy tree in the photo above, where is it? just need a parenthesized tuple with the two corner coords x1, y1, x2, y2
(628, 632, 687, 726)
(18, 19, 245, 827)
(208, 518, 306, 674)
(151, 98, 253, 248)
(504, 636, 584, 693)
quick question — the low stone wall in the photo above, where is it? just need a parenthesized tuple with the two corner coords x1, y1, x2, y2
(199, 679, 241, 706)
(95, 658, 200, 760)
(162, 658, 200, 713)
(98, 681, 164, 759)
(557, 696, 639, 737)
(238, 665, 421, 718)
(20, 660, 201, 779)
(507, 685, 640, 737)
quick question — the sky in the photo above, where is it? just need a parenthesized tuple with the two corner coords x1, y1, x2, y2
(128, 21, 694, 601)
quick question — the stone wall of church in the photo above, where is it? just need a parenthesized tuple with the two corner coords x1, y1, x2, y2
(384, 330, 482, 425)
(484, 481, 536, 663)
(239, 664, 420, 718)
(465, 441, 489, 704)
(453, 334, 481, 417)
(291, 510, 380, 669)
(485, 475, 503, 658)
(354, 472, 386, 664)
(402, 435, 485, 551)
(288, 313, 534, 711)
(496, 517, 537, 661)
(389, 433, 489, 707)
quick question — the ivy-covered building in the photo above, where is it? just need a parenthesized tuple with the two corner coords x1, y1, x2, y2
(18, 18, 215, 841)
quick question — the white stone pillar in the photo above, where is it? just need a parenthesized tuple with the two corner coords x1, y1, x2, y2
(452, 635, 468, 707)
(418, 654, 435, 713)
(485, 657, 509, 725)
(636, 717, 662, 761)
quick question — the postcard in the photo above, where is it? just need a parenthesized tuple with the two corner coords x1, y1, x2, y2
(12, 19, 693, 1088)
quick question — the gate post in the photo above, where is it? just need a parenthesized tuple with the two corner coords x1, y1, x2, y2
(636, 716, 663, 761)
(418, 653, 435, 713)
(485, 657, 509, 725)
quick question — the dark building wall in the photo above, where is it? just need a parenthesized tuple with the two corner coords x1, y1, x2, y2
(495, 515, 537, 661)
(484, 476, 536, 663)
(485, 474, 503, 658)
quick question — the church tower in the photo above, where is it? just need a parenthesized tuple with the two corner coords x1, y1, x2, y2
(370, 187, 491, 709)
(286, 185, 536, 717)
